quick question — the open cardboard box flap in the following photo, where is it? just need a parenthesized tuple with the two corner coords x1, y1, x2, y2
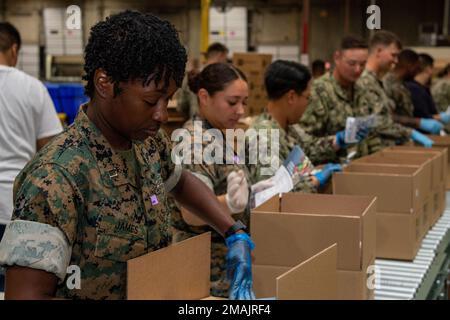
(251, 193, 376, 271)
(127, 232, 211, 300)
(334, 163, 427, 214)
(127, 229, 340, 300)
(253, 244, 338, 300)
(381, 149, 443, 188)
(353, 152, 433, 192)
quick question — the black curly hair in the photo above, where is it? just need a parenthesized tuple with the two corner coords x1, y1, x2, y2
(83, 10, 187, 98)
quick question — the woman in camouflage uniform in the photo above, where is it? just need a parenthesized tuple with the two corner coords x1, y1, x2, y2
(170, 63, 272, 298)
(248, 60, 342, 193)
(0, 11, 255, 300)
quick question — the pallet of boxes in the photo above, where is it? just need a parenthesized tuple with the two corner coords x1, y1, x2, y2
(333, 146, 447, 262)
(232, 53, 272, 117)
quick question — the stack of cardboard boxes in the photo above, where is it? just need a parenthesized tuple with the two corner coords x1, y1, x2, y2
(232, 53, 272, 116)
(251, 193, 377, 300)
(333, 146, 447, 261)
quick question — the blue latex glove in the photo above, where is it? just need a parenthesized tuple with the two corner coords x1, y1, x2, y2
(335, 130, 347, 148)
(225, 233, 256, 300)
(419, 118, 443, 134)
(439, 112, 450, 124)
(313, 163, 343, 187)
(336, 127, 369, 149)
(411, 130, 434, 148)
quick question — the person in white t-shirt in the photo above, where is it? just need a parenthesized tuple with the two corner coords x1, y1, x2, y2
(0, 22, 62, 263)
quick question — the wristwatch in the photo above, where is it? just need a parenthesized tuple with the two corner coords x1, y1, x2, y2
(225, 220, 248, 238)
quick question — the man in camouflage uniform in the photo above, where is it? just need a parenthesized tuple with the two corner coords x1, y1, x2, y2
(432, 72, 450, 133)
(432, 64, 450, 112)
(0, 11, 255, 300)
(432, 78, 450, 113)
(355, 31, 433, 150)
(383, 49, 443, 134)
(299, 36, 370, 164)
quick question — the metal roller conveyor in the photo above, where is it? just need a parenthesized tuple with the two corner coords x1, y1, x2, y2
(374, 200, 450, 300)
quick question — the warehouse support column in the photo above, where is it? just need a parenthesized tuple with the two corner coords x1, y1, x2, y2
(443, 0, 449, 37)
(344, 0, 350, 34)
(201, 0, 211, 59)
(301, 0, 310, 66)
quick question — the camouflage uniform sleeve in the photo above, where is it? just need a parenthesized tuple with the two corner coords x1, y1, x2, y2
(0, 164, 81, 280)
(299, 83, 330, 137)
(292, 176, 318, 193)
(383, 78, 420, 128)
(246, 127, 281, 184)
(391, 114, 420, 129)
(432, 81, 450, 113)
(289, 123, 337, 165)
(156, 130, 182, 192)
(355, 83, 412, 142)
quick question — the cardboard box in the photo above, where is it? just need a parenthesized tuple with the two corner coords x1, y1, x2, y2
(232, 52, 273, 73)
(251, 193, 376, 299)
(251, 193, 376, 272)
(127, 233, 211, 300)
(128, 232, 338, 300)
(253, 244, 338, 300)
(333, 163, 426, 260)
(381, 148, 444, 189)
(335, 163, 428, 215)
(432, 182, 446, 227)
(376, 210, 421, 260)
(422, 196, 433, 236)
(337, 261, 375, 300)
(427, 135, 450, 189)
(232, 53, 272, 117)
(353, 152, 433, 202)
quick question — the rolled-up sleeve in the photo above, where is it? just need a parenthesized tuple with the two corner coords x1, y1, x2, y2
(0, 220, 71, 280)
(0, 163, 81, 280)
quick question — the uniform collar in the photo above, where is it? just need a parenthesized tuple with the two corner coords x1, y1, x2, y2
(364, 69, 383, 87)
(328, 72, 353, 102)
(74, 105, 143, 188)
(192, 113, 215, 131)
(260, 112, 287, 138)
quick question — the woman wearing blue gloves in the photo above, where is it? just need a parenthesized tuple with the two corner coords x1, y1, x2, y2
(170, 63, 276, 300)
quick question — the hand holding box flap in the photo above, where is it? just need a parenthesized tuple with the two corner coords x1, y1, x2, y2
(127, 233, 211, 300)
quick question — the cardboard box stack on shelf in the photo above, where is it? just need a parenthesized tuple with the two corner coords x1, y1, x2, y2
(127, 232, 339, 300)
(251, 193, 377, 300)
(232, 53, 272, 116)
(333, 146, 446, 261)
